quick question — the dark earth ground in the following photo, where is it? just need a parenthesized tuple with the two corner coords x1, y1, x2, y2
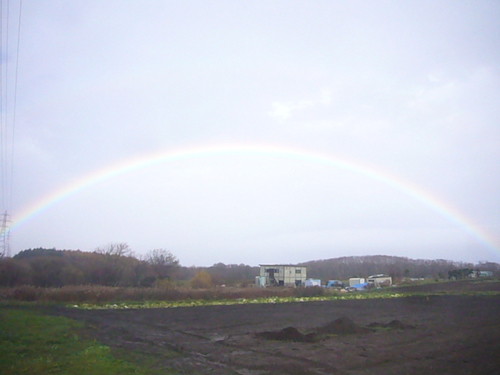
(47, 281, 500, 375)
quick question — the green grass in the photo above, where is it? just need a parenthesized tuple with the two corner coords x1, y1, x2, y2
(0, 308, 167, 375)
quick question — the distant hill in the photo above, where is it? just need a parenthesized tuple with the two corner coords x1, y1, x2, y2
(181, 255, 499, 284)
(299, 255, 500, 280)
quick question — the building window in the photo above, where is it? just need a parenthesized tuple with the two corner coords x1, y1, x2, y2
(265, 268, 279, 273)
(295, 269, 302, 274)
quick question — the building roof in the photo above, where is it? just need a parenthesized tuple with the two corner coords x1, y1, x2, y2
(259, 264, 306, 267)
(368, 274, 390, 278)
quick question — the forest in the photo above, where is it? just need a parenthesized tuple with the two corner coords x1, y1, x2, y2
(0, 246, 499, 289)
(300, 255, 500, 280)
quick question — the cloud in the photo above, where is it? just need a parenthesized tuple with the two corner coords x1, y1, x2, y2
(268, 102, 293, 121)
(268, 89, 331, 122)
(320, 88, 332, 105)
(8, 2, 500, 266)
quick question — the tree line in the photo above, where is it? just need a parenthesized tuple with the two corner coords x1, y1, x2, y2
(0, 244, 180, 287)
(301, 255, 500, 280)
(1, 248, 498, 288)
(0, 245, 259, 288)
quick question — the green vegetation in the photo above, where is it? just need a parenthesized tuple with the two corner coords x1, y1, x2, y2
(1, 279, 499, 307)
(0, 285, 303, 303)
(0, 308, 165, 375)
(69, 293, 405, 309)
(68, 289, 500, 310)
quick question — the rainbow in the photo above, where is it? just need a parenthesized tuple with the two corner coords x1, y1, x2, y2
(11, 143, 500, 254)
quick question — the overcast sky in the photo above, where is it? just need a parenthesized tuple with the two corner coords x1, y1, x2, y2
(2, 1, 499, 266)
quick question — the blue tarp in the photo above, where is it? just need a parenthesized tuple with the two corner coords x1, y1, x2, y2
(351, 282, 368, 290)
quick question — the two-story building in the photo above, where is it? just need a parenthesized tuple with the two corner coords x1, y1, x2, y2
(256, 264, 307, 287)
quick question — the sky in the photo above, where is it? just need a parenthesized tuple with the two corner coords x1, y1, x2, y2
(1, 0, 499, 266)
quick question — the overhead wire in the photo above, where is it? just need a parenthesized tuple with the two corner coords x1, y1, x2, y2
(3, 0, 8, 211)
(9, 0, 21, 211)
(0, 0, 22, 256)
(0, 0, 5, 211)
(3, 0, 10, 212)
(0, 0, 21, 213)
(0, 0, 6, 256)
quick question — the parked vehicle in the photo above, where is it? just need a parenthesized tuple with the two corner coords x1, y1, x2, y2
(304, 278, 322, 287)
(326, 280, 344, 288)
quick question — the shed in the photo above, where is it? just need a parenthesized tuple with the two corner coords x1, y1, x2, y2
(367, 274, 392, 287)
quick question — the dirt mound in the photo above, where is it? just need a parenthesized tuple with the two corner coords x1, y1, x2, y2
(367, 319, 415, 330)
(256, 326, 318, 343)
(318, 316, 372, 334)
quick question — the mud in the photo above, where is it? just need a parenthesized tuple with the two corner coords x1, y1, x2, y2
(257, 326, 318, 343)
(47, 281, 500, 374)
(367, 319, 415, 330)
(318, 316, 373, 335)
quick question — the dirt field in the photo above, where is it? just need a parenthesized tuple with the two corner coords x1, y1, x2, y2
(49, 281, 500, 374)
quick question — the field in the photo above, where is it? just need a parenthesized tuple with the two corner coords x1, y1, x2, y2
(25, 280, 499, 375)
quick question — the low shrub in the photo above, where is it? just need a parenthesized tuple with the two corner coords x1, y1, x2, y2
(0, 285, 42, 301)
(293, 286, 325, 297)
(0, 285, 299, 303)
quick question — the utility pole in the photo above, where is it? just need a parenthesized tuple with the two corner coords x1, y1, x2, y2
(0, 211, 11, 258)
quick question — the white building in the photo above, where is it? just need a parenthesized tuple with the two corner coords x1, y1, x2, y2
(367, 274, 392, 287)
(304, 279, 321, 287)
(257, 265, 307, 287)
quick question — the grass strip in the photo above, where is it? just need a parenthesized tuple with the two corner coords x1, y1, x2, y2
(69, 290, 500, 310)
(0, 308, 165, 375)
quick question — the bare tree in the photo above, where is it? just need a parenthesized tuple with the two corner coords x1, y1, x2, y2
(92, 243, 134, 286)
(94, 243, 132, 257)
(145, 249, 179, 280)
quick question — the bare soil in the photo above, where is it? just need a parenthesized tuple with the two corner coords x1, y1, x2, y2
(48, 280, 500, 374)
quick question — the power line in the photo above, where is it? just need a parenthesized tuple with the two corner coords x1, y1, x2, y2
(9, 0, 21, 211)
(3, 0, 10, 211)
(0, 0, 5, 211)
(0, 0, 22, 256)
